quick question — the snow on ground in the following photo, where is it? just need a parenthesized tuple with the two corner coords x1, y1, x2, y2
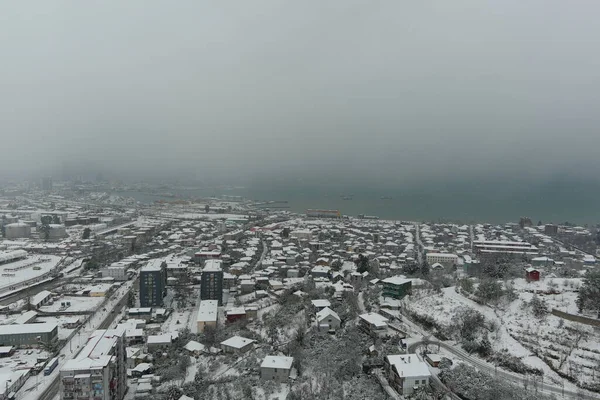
(161, 309, 193, 335)
(404, 285, 584, 390)
(500, 279, 600, 387)
(0, 255, 61, 292)
(39, 295, 104, 313)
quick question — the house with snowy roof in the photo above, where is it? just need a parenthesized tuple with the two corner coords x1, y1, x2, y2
(316, 307, 341, 333)
(260, 356, 294, 382)
(384, 354, 431, 396)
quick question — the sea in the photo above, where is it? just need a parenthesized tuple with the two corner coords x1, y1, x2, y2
(116, 179, 600, 226)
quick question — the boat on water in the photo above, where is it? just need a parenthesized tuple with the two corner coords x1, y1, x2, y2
(380, 196, 393, 200)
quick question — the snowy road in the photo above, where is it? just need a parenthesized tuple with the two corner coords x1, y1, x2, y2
(408, 340, 597, 400)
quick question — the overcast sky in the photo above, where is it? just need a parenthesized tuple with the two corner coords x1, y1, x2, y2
(2, 1, 600, 185)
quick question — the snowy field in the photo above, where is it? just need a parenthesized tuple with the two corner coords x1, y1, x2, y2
(404, 280, 600, 390)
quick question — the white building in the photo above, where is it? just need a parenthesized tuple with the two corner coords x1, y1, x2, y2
(384, 354, 431, 396)
(358, 312, 389, 336)
(425, 253, 458, 266)
(316, 307, 341, 333)
(196, 300, 219, 333)
(102, 265, 127, 281)
(60, 328, 127, 400)
(290, 230, 312, 241)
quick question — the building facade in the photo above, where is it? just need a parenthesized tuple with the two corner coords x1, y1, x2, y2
(0, 323, 58, 347)
(260, 356, 293, 382)
(200, 260, 223, 306)
(139, 260, 167, 308)
(60, 328, 127, 400)
(384, 354, 431, 396)
(382, 277, 412, 300)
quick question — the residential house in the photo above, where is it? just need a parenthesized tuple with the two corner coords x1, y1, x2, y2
(260, 356, 294, 383)
(220, 336, 255, 354)
(358, 312, 389, 337)
(525, 267, 540, 282)
(316, 307, 341, 333)
(382, 277, 412, 300)
(384, 354, 431, 396)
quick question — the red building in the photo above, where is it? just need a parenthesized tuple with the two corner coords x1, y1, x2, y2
(525, 267, 540, 282)
(225, 307, 247, 323)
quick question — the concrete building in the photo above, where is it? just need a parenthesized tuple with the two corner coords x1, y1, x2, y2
(196, 300, 218, 333)
(358, 312, 389, 337)
(473, 240, 538, 256)
(30, 290, 53, 309)
(425, 253, 458, 266)
(382, 276, 412, 300)
(139, 260, 167, 307)
(48, 224, 68, 240)
(60, 328, 127, 400)
(194, 251, 221, 265)
(200, 259, 223, 306)
(0, 369, 29, 400)
(260, 356, 294, 382)
(0, 323, 58, 347)
(220, 336, 255, 354)
(4, 223, 31, 239)
(384, 354, 431, 396)
(102, 265, 127, 281)
(544, 224, 559, 235)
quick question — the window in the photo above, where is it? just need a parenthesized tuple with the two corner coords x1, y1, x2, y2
(422, 379, 426, 384)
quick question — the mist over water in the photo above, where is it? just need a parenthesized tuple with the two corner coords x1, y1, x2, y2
(3, 1, 600, 225)
(122, 176, 600, 225)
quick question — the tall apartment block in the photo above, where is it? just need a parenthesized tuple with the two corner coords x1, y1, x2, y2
(139, 259, 167, 307)
(60, 327, 127, 400)
(201, 259, 223, 306)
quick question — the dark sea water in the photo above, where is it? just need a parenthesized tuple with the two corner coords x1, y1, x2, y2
(117, 179, 600, 225)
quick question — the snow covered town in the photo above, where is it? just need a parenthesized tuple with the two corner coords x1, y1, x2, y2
(0, 185, 598, 400)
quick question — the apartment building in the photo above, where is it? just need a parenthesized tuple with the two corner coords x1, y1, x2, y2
(60, 328, 127, 400)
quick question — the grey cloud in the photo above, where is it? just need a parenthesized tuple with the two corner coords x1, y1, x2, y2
(1, 0, 600, 183)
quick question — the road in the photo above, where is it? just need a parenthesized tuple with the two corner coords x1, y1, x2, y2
(252, 239, 268, 272)
(415, 224, 423, 265)
(408, 340, 597, 400)
(25, 282, 134, 400)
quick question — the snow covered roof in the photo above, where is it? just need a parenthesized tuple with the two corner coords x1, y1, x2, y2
(311, 299, 331, 308)
(261, 356, 293, 370)
(316, 307, 340, 322)
(385, 354, 431, 378)
(197, 300, 218, 323)
(203, 259, 223, 272)
(185, 340, 206, 353)
(359, 312, 389, 328)
(382, 276, 411, 286)
(220, 335, 255, 349)
(226, 307, 246, 316)
(147, 334, 172, 345)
